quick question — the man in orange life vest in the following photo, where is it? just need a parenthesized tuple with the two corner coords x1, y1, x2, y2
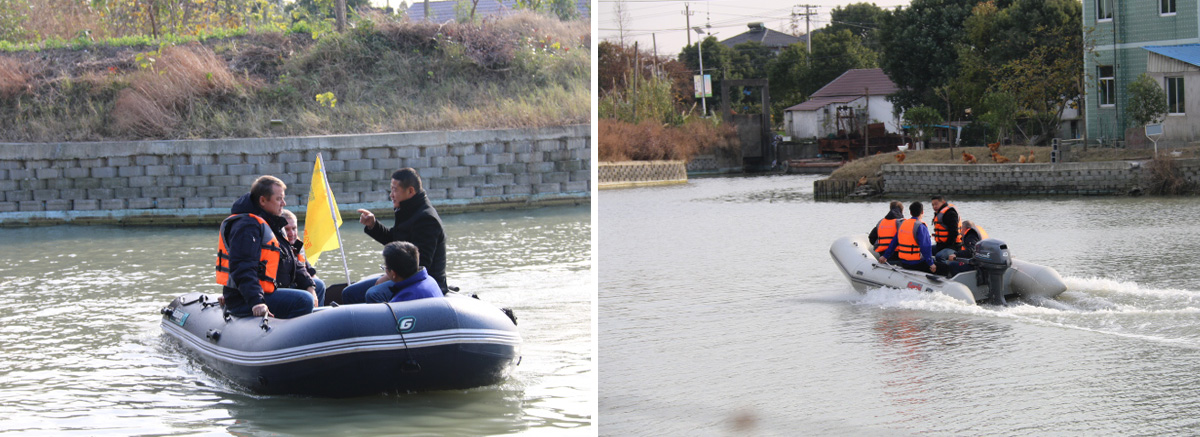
(869, 200, 905, 261)
(217, 176, 319, 319)
(929, 195, 960, 255)
(879, 201, 937, 274)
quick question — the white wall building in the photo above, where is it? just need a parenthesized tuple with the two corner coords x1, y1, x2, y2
(783, 69, 901, 140)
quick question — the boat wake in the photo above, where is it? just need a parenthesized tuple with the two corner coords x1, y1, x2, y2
(851, 275, 1200, 347)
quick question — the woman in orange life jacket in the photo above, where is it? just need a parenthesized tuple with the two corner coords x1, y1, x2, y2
(217, 176, 319, 319)
(869, 201, 905, 262)
(281, 209, 326, 306)
(937, 220, 990, 277)
(878, 202, 937, 274)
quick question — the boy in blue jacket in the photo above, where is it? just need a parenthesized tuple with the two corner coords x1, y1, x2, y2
(879, 202, 938, 274)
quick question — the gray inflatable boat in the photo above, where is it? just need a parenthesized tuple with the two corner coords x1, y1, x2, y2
(830, 235, 1067, 305)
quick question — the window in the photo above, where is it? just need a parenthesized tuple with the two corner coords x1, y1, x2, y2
(1161, 0, 1176, 15)
(1098, 66, 1115, 106)
(1097, 0, 1113, 20)
(1166, 76, 1184, 114)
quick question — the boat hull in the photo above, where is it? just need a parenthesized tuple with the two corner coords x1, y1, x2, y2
(830, 235, 1067, 304)
(160, 292, 521, 397)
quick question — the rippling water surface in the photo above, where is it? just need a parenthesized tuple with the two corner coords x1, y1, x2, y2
(0, 205, 591, 435)
(600, 175, 1200, 435)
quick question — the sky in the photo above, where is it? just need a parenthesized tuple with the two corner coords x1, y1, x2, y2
(597, 0, 912, 58)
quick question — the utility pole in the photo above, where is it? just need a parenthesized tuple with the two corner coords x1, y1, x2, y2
(794, 4, 817, 53)
(682, 3, 694, 46)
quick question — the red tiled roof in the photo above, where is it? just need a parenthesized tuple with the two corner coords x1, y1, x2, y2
(785, 68, 898, 111)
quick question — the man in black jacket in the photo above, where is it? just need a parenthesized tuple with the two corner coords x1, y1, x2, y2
(344, 168, 448, 303)
(219, 176, 319, 319)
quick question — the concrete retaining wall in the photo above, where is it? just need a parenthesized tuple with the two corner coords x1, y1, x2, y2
(815, 159, 1200, 200)
(598, 161, 687, 189)
(882, 161, 1145, 196)
(0, 125, 590, 225)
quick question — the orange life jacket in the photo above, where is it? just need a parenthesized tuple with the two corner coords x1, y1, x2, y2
(874, 218, 902, 253)
(933, 203, 961, 245)
(216, 213, 281, 293)
(961, 224, 989, 242)
(896, 219, 923, 262)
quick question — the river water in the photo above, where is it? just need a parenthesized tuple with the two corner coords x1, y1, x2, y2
(0, 205, 591, 435)
(600, 175, 1200, 435)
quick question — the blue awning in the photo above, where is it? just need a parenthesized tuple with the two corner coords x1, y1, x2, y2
(1144, 44, 1200, 67)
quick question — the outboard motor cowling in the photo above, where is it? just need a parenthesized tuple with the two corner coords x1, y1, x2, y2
(972, 238, 1012, 305)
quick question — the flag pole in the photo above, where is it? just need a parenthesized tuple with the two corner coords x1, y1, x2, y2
(317, 152, 353, 285)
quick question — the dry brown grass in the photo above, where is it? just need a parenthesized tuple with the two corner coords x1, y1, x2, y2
(112, 44, 254, 136)
(599, 118, 740, 161)
(112, 88, 177, 136)
(0, 56, 31, 100)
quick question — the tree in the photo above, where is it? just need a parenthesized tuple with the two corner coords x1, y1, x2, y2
(828, 3, 887, 52)
(978, 91, 1018, 143)
(678, 36, 737, 113)
(766, 30, 877, 123)
(903, 105, 942, 149)
(878, 0, 977, 111)
(986, 0, 1084, 144)
(1127, 73, 1168, 127)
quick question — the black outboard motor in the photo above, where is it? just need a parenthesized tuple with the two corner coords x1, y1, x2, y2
(971, 238, 1012, 305)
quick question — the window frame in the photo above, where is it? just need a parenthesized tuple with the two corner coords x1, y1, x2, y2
(1098, 66, 1116, 107)
(1161, 0, 1177, 16)
(1097, 0, 1114, 21)
(1166, 76, 1185, 115)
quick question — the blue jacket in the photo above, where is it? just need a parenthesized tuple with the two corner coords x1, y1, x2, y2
(882, 217, 935, 268)
(386, 268, 443, 303)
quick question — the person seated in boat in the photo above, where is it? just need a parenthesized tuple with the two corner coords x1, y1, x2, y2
(280, 209, 326, 306)
(937, 220, 989, 276)
(929, 195, 960, 256)
(869, 200, 905, 261)
(218, 176, 319, 319)
(878, 201, 937, 274)
(361, 241, 442, 303)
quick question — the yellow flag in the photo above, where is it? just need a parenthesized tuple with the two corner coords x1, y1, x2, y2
(303, 154, 342, 266)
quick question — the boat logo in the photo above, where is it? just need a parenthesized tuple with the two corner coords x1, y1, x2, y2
(169, 308, 189, 327)
(906, 281, 923, 290)
(397, 316, 416, 333)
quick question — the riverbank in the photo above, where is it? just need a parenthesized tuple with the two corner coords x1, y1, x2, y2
(826, 145, 1197, 182)
(0, 12, 589, 142)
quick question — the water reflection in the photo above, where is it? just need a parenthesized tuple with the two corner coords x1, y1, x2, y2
(0, 205, 590, 435)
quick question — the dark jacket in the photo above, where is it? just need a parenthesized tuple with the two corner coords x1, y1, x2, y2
(953, 227, 985, 259)
(933, 205, 960, 253)
(364, 190, 447, 292)
(381, 268, 442, 303)
(222, 193, 314, 311)
(868, 205, 905, 246)
(291, 239, 318, 277)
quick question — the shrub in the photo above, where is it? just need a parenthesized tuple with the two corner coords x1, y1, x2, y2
(1146, 156, 1195, 195)
(0, 56, 30, 100)
(599, 117, 739, 161)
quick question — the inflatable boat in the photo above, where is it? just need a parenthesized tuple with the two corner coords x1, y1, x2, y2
(160, 291, 521, 397)
(830, 235, 1067, 305)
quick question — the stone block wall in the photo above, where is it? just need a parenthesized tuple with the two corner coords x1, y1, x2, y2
(882, 161, 1143, 196)
(598, 161, 687, 188)
(0, 125, 590, 224)
(880, 159, 1200, 196)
